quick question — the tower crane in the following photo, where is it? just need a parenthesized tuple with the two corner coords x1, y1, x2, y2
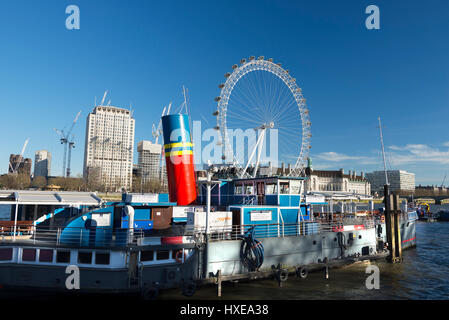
(152, 103, 171, 184)
(54, 111, 81, 177)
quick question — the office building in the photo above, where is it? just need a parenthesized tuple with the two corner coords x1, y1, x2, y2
(34, 150, 51, 178)
(137, 140, 163, 184)
(83, 105, 135, 190)
(8, 154, 32, 176)
(365, 170, 415, 194)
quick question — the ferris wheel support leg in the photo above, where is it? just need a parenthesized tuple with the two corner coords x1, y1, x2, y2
(241, 128, 265, 178)
(252, 129, 266, 178)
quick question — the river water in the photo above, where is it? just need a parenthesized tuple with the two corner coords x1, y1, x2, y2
(159, 215, 449, 300)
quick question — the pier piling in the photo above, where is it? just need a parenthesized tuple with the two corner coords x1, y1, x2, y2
(217, 269, 222, 297)
(384, 185, 402, 263)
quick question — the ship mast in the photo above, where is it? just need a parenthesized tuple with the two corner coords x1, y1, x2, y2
(378, 116, 389, 186)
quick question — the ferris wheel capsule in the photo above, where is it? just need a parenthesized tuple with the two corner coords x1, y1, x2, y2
(240, 59, 246, 64)
(224, 72, 231, 78)
(249, 56, 255, 61)
(214, 96, 221, 102)
(218, 83, 225, 89)
(232, 64, 238, 69)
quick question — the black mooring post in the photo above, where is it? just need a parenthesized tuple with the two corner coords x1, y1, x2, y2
(392, 194, 402, 262)
(384, 185, 402, 263)
(384, 185, 395, 262)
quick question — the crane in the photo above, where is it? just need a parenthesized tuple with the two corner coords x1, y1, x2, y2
(54, 111, 81, 177)
(151, 103, 171, 184)
(8, 138, 30, 174)
(66, 135, 75, 177)
(441, 173, 447, 188)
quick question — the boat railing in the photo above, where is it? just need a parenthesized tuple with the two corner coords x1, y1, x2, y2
(184, 217, 376, 241)
(0, 225, 146, 248)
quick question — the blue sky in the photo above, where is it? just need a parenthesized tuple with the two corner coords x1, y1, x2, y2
(0, 0, 448, 185)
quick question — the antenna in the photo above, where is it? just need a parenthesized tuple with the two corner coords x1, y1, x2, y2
(378, 116, 389, 186)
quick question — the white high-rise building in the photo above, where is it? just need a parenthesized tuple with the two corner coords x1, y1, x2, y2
(137, 140, 162, 184)
(365, 170, 415, 194)
(34, 150, 51, 178)
(83, 105, 135, 191)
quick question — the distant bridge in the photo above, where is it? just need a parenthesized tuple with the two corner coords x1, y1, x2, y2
(410, 196, 449, 205)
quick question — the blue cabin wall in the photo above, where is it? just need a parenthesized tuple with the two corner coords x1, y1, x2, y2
(198, 178, 305, 207)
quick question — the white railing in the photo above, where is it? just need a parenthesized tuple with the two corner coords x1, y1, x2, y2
(183, 217, 376, 241)
(1, 225, 145, 248)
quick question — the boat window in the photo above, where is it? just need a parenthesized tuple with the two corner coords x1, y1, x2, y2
(280, 182, 290, 194)
(39, 249, 53, 262)
(244, 185, 254, 195)
(290, 181, 301, 194)
(156, 250, 170, 260)
(140, 250, 154, 262)
(95, 252, 110, 265)
(0, 248, 13, 261)
(78, 252, 93, 264)
(56, 250, 71, 263)
(265, 183, 277, 194)
(235, 184, 243, 195)
(22, 248, 36, 262)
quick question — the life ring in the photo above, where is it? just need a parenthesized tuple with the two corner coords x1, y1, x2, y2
(381, 215, 385, 223)
(175, 250, 187, 263)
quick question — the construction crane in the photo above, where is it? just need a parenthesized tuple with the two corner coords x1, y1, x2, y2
(66, 135, 75, 177)
(152, 103, 171, 184)
(54, 111, 81, 177)
(8, 138, 30, 174)
(441, 173, 447, 188)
